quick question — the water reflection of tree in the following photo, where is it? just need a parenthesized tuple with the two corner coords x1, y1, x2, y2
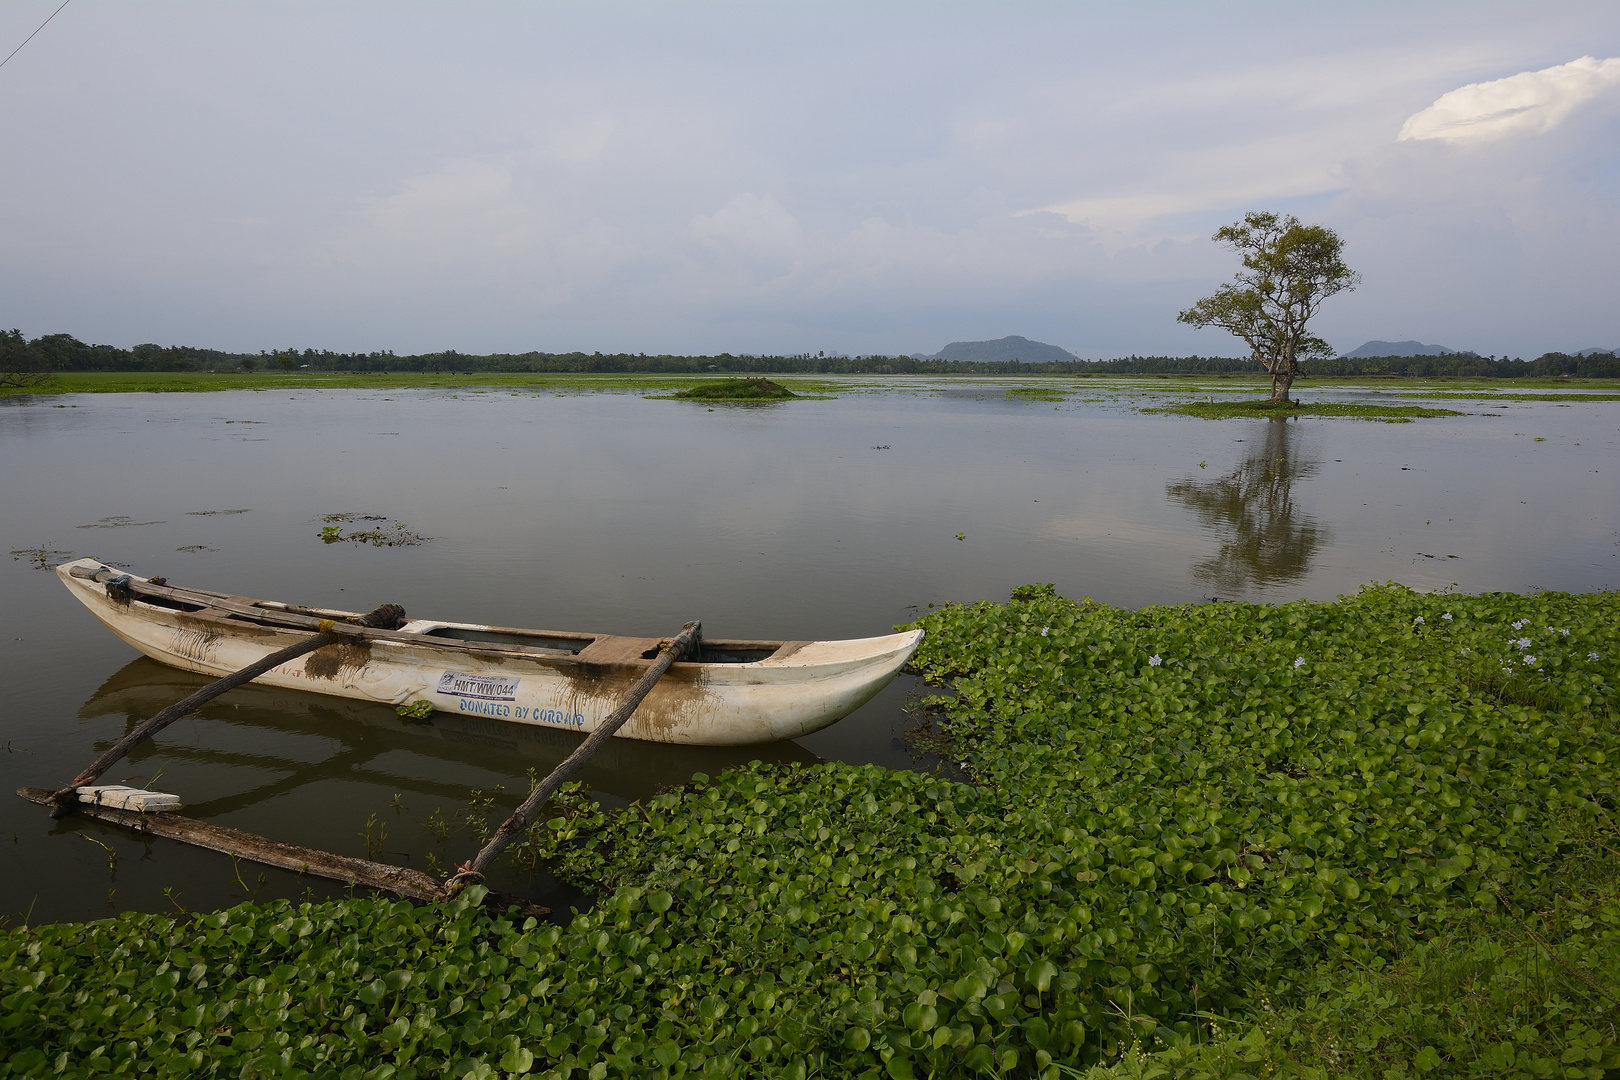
(1165, 417, 1327, 594)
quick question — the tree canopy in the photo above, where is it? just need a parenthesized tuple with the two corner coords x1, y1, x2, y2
(1178, 212, 1360, 401)
(0, 328, 54, 389)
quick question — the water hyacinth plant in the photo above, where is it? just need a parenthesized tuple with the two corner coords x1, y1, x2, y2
(2, 583, 1618, 1077)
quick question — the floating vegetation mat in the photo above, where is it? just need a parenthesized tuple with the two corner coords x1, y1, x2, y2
(318, 513, 431, 547)
(668, 378, 799, 401)
(74, 516, 166, 530)
(8, 547, 74, 570)
(1145, 399, 1467, 422)
(4, 584, 1618, 1077)
(1400, 391, 1620, 403)
(1006, 386, 1068, 402)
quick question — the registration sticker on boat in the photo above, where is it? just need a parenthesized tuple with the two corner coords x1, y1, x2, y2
(436, 671, 519, 701)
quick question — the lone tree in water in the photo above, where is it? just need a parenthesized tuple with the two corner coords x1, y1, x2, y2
(1178, 212, 1359, 402)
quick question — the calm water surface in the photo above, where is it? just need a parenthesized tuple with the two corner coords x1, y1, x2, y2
(2, 380, 1616, 923)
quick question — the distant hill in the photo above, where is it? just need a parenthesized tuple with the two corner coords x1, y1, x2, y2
(920, 335, 1078, 363)
(1575, 347, 1618, 357)
(1345, 340, 1457, 358)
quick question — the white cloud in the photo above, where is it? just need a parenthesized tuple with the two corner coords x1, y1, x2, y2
(1034, 169, 1340, 249)
(1398, 56, 1620, 142)
(691, 193, 803, 257)
(362, 161, 536, 249)
(541, 116, 617, 163)
(1011, 53, 1419, 247)
(317, 159, 550, 284)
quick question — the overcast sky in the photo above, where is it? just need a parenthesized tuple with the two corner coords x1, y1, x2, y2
(2, 2, 1617, 358)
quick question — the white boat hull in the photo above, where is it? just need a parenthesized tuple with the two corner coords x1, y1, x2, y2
(57, 560, 922, 746)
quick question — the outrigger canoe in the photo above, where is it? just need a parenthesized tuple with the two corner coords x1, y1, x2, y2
(57, 559, 923, 746)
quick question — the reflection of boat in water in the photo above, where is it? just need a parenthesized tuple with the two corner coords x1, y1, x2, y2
(58, 559, 923, 746)
(80, 658, 823, 814)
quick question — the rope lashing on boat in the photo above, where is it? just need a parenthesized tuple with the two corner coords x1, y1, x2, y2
(47, 602, 408, 818)
(102, 572, 187, 602)
(353, 603, 407, 631)
(104, 574, 134, 604)
(444, 619, 701, 895)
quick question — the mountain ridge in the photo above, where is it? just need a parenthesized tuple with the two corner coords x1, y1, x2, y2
(916, 335, 1078, 363)
(1345, 339, 1457, 358)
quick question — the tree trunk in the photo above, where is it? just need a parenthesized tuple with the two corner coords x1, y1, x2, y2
(1270, 364, 1295, 403)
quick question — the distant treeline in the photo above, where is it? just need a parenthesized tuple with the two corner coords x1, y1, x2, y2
(3, 329, 1616, 379)
(1309, 352, 1619, 378)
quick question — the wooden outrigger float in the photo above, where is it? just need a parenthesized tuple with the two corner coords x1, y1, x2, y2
(54, 559, 923, 747)
(17, 784, 466, 906)
(27, 560, 922, 903)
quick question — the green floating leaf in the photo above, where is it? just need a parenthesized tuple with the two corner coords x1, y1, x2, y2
(953, 974, 987, 1003)
(902, 1002, 937, 1032)
(1025, 960, 1059, 993)
(500, 1045, 535, 1073)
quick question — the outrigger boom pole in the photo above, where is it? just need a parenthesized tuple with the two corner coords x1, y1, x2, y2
(447, 620, 700, 892)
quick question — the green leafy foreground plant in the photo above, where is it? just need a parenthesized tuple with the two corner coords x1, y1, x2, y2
(2, 584, 1617, 1078)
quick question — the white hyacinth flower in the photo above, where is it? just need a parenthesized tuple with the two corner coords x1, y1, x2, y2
(1148, 655, 1162, 667)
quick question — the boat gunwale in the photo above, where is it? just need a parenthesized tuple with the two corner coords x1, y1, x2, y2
(61, 562, 831, 670)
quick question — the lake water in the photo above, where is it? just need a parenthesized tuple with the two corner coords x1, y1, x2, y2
(2, 378, 1616, 923)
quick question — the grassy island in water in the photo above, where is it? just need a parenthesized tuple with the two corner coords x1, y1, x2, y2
(3, 585, 1618, 1078)
(668, 378, 800, 401)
